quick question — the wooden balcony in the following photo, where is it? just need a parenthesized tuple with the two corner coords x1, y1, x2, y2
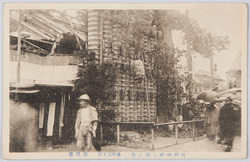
(10, 50, 82, 66)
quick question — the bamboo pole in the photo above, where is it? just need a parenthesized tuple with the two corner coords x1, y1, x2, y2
(100, 124, 103, 143)
(210, 54, 214, 88)
(185, 10, 193, 101)
(117, 124, 120, 145)
(141, 52, 151, 121)
(153, 120, 204, 126)
(151, 128, 155, 150)
(192, 122, 196, 141)
(17, 10, 22, 83)
(175, 123, 178, 144)
(100, 15, 104, 65)
(21, 39, 47, 52)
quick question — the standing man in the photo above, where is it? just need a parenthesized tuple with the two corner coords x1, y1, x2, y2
(75, 94, 98, 151)
(217, 97, 237, 152)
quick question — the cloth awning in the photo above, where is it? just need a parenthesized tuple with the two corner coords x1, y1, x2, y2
(34, 80, 74, 87)
(10, 89, 40, 94)
(10, 80, 74, 88)
(9, 82, 35, 89)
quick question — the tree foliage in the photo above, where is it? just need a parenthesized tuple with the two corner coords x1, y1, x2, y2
(73, 53, 117, 108)
(74, 10, 230, 122)
(153, 10, 230, 57)
(191, 32, 230, 58)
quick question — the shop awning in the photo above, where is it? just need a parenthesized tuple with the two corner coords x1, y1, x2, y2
(10, 89, 40, 94)
(34, 80, 74, 87)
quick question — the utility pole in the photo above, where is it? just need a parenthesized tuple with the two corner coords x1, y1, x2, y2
(185, 10, 193, 101)
(17, 10, 22, 83)
(100, 15, 104, 65)
(210, 54, 214, 89)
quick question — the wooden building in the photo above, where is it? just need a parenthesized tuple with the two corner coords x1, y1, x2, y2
(9, 10, 83, 145)
(9, 10, 158, 149)
(226, 50, 241, 89)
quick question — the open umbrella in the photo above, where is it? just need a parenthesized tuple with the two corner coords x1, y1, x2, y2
(196, 90, 219, 102)
(219, 88, 241, 101)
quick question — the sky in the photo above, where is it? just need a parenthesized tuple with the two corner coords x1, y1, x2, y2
(173, 4, 245, 80)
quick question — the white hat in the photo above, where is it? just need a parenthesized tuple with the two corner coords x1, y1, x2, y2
(77, 94, 90, 101)
(204, 102, 210, 105)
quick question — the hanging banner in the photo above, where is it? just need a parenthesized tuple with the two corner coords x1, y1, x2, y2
(59, 94, 65, 138)
(47, 102, 56, 136)
(39, 103, 45, 129)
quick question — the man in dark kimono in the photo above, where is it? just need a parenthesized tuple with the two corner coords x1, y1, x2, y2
(218, 97, 237, 152)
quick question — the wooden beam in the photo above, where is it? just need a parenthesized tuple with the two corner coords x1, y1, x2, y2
(175, 124, 178, 144)
(153, 120, 204, 126)
(29, 17, 61, 39)
(34, 13, 70, 34)
(22, 39, 48, 52)
(151, 128, 155, 150)
(100, 16, 104, 65)
(100, 125, 103, 143)
(16, 10, 22, 84)
(117, 124, 120, 146)
(192, 122, 196, 141)
(10, 15, 51, 40)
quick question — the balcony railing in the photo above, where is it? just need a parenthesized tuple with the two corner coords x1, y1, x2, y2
(10, 50, 82, 66)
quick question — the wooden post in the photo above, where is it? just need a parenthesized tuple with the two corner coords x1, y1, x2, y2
(59, 94, 65, 139)
(192, 122, 195, 141)
(151, 128, 155, 150)
(100, 124, 103, 143)
(17, 10, 22, 83)
(210, 54, 214, 88)
(185, 10, 193, 101)
(156, 117, 159, 129)
(175, 123, 178, 144)
(117, 124, 120, 145)
(100, 15, 104, 65)
(141, 52, 151, 121)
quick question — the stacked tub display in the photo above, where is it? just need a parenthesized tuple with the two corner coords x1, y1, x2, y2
(88, 10, 157, 122)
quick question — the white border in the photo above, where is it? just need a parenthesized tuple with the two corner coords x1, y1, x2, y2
(1, 0, 249, 161)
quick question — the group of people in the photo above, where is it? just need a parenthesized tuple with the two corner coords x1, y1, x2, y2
(204, 96, 240, 152)
(74, 93, 240, 152)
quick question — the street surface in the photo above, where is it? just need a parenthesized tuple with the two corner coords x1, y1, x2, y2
(39, 135, 241, 152)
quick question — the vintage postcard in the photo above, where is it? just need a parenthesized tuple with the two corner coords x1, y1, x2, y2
(2, 2, 248, 159)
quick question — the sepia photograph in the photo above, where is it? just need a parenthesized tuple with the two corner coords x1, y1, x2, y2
(2, 2, 248, 159)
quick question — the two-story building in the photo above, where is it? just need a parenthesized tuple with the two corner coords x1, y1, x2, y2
(9, 10, 84, 146)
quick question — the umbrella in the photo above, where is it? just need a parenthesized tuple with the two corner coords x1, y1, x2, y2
(196, 90, 219, 102)
(219, 88, 241, 101)
(91, 132, 101, 151)
(92, 136, 101, 151)
(232, 99, 241, 106)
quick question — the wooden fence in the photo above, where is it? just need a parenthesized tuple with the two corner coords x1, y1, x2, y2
(100, 120, 205, 150)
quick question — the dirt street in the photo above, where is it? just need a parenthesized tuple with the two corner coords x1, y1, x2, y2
(38, 135, 241, 153)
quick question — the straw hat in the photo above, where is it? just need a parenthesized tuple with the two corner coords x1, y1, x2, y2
(77, 94, 90, 101)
